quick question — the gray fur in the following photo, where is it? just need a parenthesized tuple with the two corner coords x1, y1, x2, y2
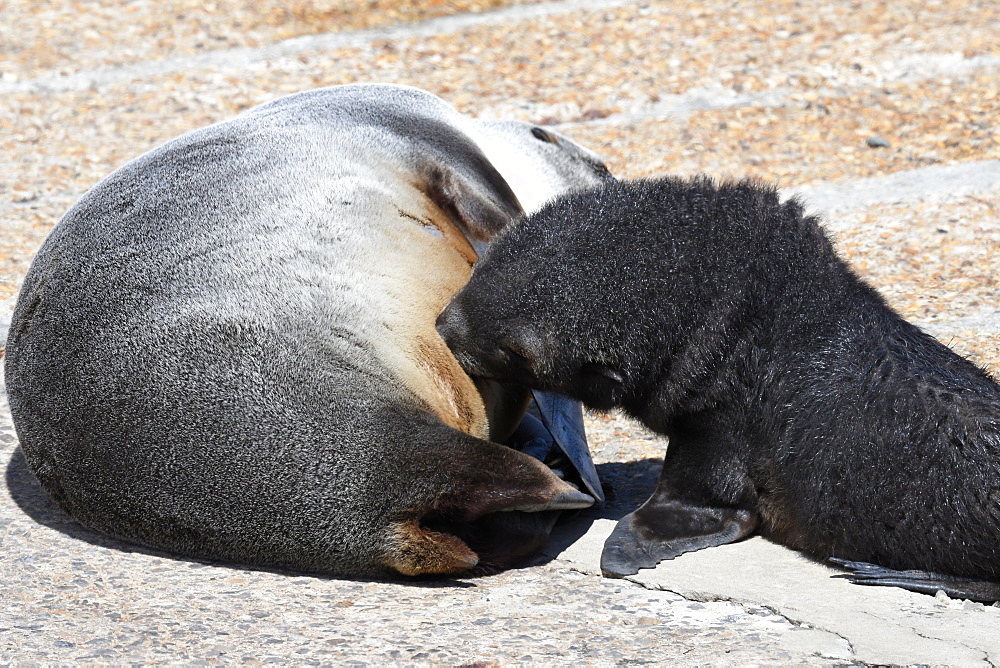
(5, 84, 609, 577)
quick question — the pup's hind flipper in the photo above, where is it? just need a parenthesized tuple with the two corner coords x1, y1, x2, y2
(516, 390, 604, 503)
(601, 497, 757, 578)
(831, 558, 1000, 603)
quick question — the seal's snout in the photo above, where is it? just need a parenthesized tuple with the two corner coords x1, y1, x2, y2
(436, 300, 468, 353)
(438, 298, 487, 377)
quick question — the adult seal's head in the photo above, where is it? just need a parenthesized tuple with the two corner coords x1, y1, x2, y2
(4, 84, 610, 578)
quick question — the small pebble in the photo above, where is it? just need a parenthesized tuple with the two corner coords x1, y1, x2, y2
(866, 135, 892, 148)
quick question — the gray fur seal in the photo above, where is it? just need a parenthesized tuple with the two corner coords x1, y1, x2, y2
(5, 83, 611, 578)
(439, 176, 1000, 601)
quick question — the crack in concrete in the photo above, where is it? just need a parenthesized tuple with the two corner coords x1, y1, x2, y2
(551, 556, 856, 659)
(892, 600, 995, 664)
(851, 607, 992, 666)
(625, 571, 998, 665)
(616, 573, 859, 663)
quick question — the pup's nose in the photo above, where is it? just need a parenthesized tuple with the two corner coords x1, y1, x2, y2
(436, 301, 468, 351)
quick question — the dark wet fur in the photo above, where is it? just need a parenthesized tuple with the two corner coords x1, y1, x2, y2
(439, 176, 1000, 601)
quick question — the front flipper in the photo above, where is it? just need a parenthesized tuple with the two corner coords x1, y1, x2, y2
(601, 411, 760, 578)
(601, 497, 757, 578)
(830, 558, 1000, 603)
(476, 379, 603, 503)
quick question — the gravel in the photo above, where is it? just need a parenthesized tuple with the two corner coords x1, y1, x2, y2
(2, 0, 999, 662)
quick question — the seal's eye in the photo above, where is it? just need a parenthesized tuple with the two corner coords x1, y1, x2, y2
(531, 127, 559, 145)
(593, 162, 615, 181)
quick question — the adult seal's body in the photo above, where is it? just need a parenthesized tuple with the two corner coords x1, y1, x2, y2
(439, 176, 1000, 601)
(5, 84, 610, 578)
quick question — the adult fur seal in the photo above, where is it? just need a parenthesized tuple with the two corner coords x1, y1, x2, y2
(5, 84, 611, 578)
(439, 176, 1000, 601)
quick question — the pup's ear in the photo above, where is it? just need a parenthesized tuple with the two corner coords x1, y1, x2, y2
(579, 363, 626, 411)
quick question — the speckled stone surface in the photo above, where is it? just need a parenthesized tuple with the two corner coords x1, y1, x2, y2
(2, 0, 1000, 663)
(2, 373, 838, 665)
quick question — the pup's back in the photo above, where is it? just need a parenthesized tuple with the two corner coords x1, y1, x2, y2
(440, 176, 1000, 598)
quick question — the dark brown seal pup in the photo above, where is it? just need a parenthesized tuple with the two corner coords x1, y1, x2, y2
(5, 84, 611, 578)
(438, 176, 1000, 601)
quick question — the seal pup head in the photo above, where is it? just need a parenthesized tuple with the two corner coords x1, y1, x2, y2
(438, 178, 664, 413)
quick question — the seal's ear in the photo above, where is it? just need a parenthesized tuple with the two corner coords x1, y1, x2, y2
(424, 158, 524, 243)
(392, 107, 524, 241)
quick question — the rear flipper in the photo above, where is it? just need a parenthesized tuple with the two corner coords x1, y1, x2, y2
(601, 497, 757, 578)
(448, 509, 563, 575)
(507, 390, 604, 503)
(830, 558, 1000, 603)
(385, 420, 595, 577)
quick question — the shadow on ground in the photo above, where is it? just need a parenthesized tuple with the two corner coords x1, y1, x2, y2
(5, 445, 112, 546)
(534, 457, 663, 563)
(6, 446, 663, 583)
(590, 458, 662, 520)
(4, 446, 479, 587)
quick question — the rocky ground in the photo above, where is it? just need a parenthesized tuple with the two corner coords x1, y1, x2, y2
(1, 0, 999, 664)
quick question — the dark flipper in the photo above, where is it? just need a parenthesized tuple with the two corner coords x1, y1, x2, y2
(601, 498, 757, 578)
(528, 389, 604, 503)
(831, 558, 1000, 603)
(601, 411, 759, 578)
(481, 379, 602, 504)
(388, 417, 594, 577)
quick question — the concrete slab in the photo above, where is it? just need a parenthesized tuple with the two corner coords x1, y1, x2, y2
(0, 370, 848, 665)
(789, 159, 1000, 220)
(547, 519, 1000, 665)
